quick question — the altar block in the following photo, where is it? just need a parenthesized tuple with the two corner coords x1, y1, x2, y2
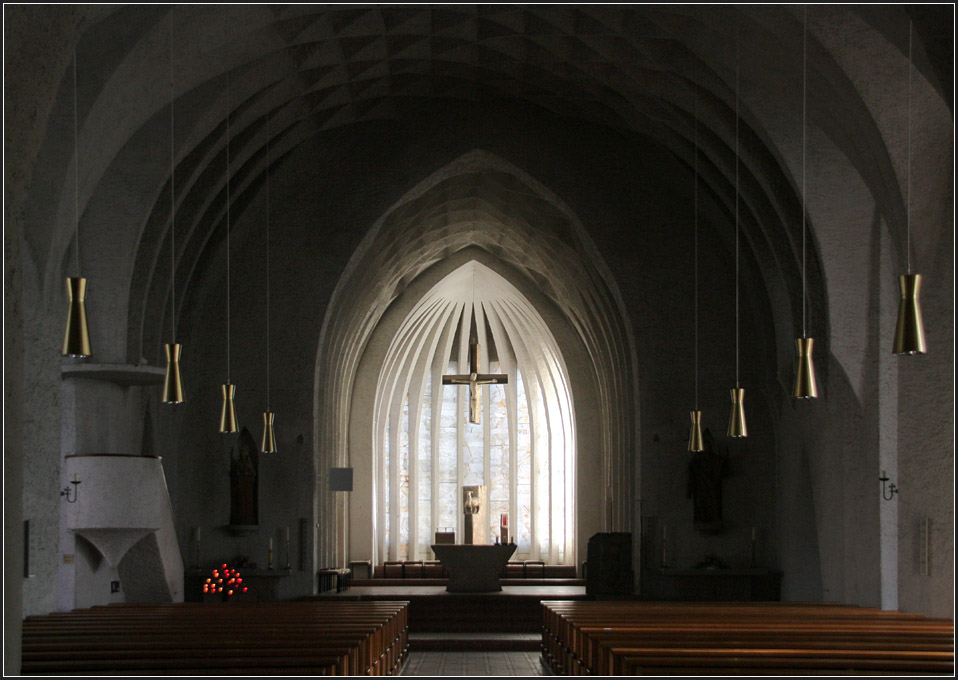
(431, 543, 516, 592)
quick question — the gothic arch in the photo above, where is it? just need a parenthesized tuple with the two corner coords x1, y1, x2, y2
(313, 150, 639, 570)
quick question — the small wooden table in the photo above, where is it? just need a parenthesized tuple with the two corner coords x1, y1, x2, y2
(431, 543, 517, 592)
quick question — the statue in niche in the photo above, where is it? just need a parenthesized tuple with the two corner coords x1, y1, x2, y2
(229, 427, 259, 527)
(686, 428, 729, 534)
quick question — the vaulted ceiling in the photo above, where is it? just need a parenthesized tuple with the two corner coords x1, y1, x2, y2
(6, 4, 952, 363)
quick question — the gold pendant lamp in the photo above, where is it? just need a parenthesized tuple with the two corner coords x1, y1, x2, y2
(728, 32, 748, 438)
(219, 64, 239, 433)
(892, 20, 927, 356)
(688, 99, 704, 453)
(261, 110, 277, 453)
(162, 10, 185, 404)
(62, 52, 92, 358)
(793, 5, 818, 399)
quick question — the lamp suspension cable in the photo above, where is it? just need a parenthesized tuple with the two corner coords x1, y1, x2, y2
(226, 67, 231, 385)
(73, 51, 80, 278)
(802, 4, 807, 338)
(906, 19, 912, 275)
(735, 29, 739, 389)
(694, 97, 699, 410)
(169, 10, 176, 341)
(266, 109, 270, 412)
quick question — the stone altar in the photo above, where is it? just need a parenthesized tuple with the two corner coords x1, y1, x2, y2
(431, 543, 516, 592)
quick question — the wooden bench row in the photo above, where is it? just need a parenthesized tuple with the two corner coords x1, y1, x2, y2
(541, 601, 954, 675)
(22, 601, 409, 676)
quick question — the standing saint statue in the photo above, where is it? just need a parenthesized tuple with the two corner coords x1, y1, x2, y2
(229, 427, 259, 527)
(686, 428, 729, 533)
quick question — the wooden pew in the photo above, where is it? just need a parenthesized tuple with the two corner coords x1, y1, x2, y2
(22, 601, 409, 676)
(540, 601, 954, 676)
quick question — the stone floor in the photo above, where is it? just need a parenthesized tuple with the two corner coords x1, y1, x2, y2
(401, 650, 549, 676)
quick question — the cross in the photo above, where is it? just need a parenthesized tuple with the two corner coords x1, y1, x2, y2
(442, 339, 509, 424)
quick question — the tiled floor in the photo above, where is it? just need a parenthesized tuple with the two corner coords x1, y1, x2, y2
(402, 650, 549, 676)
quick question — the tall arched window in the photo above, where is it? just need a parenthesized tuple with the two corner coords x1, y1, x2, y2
(374, 262, 575, 564)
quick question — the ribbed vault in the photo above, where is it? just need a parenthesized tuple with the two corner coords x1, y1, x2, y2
(29, 5, 926, 367)
(373, 262, 576, 564)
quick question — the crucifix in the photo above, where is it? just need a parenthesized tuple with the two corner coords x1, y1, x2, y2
(442, 327, 509, 425)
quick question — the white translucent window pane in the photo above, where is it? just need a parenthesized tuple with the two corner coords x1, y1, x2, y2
(417, 373, 433, 558)
(488, 375, 509, 538)
(438, 482, 457, 532)
(462, 418, 483, 487)
(399, 393, 410, 559)
(516, 369, 532, 555)
(384, 421, 390, 550)
(439, 362, 458, 484)
(534, 382, 550, 557)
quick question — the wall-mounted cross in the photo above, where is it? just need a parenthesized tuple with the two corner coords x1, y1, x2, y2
(442, 340, 509, 424)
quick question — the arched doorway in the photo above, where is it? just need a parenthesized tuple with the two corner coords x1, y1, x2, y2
(374, 262, 575, 565)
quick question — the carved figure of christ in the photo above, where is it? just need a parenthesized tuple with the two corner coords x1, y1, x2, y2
(442, 340, 509, 424)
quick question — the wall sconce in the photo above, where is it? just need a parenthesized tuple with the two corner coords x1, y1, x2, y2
(60, 473, 81, 503)
(879, 470, 898, 501)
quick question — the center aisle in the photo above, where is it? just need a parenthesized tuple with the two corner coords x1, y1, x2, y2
(401, 651, 546, 676)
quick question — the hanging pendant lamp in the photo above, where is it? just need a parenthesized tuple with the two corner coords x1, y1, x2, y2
(892, 20, 927, 356)
(219, 65, 239, 433)
(62, 53, 92, 358)
(261, 110, 277, 453)
(162, 10, 185, 404)
(728, 31, 748, 438)
(688, 99, 704, 453)
(793, 5, 818, 399)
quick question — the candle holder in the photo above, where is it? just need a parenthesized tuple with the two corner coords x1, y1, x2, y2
(60, 474, 81, 503)
(879, 471, 898, 501)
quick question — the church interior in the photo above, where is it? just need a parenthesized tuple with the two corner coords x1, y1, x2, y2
(4, 4, 954, 675)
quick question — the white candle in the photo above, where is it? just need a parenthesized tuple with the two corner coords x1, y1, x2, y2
(196, 527, 201, 542)
(285, 526, 290, 542)
(269, 537, 273, 551)
(881, 470, 887, 479)
(751, 527, 757, 541)
(662, 526, 668, 541)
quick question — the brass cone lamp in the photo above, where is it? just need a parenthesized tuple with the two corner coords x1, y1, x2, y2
(162, 14, 185, 405)
(62, 57, 91, 359)
(261, 412, 277, 453)
(162, 342, 185, 404)
(727, 388, 748, 438)
(260, 111, 278, 453)
(220, 383, 238, 433)
(688, 410, 704, 452)
(893, 25, 927, 356)
(793, 337, 818, 398)
(727, 35, 748, 438)
(687, 101, 704, 454)
(792, 7, 819, 400)
(893, 274, 926, 355)
(62, 277, 92, 357)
